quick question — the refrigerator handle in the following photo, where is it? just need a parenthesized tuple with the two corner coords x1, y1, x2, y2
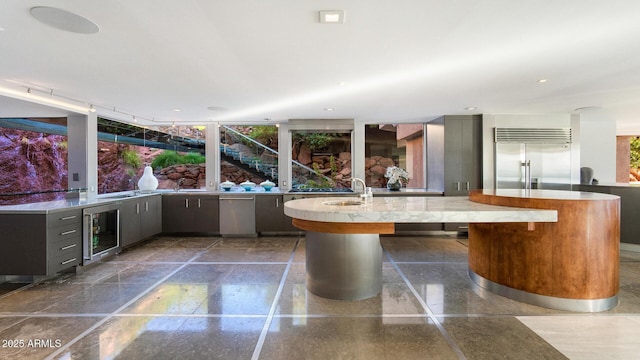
(520, 160, 531, 190)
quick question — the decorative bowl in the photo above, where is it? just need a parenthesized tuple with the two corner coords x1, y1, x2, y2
(220, 180, 235, 191)
(240, 180, 256, 191)
(260, 180, 275, 191)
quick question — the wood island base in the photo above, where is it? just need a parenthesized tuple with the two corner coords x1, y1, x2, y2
(468, 190, 620, 312)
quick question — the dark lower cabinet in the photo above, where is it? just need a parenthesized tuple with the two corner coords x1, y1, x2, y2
(120, 195, 162, 248)
(162, 194, 219, 233)
(255, 195, 299, 233)
(0, 208, 82, 276)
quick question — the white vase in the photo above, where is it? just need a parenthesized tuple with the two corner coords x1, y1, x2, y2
(137, 166, 158, 192)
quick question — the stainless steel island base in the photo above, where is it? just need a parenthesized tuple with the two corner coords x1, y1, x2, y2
(305, 231, 382, 301)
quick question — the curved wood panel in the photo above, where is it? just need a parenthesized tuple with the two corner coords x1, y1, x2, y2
(291, 218, 395, 234)
(468, 190, 620, 301)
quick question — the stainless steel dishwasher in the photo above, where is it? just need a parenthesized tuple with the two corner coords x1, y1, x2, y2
(219, 194, 256, 236)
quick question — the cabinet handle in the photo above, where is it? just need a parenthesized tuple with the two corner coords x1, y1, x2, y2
(198, 199, 201, 208)
(466, 182, 470, 191)
(145, 201, 149, 212)
(185, 199, 189, 208)
(61, 258, 77, 265)
(60, 229, 77, 236)
(276, 198, 279, 207)
(455, 182, 460, 191)
(61, 243, 77, 251)
(60, 215, 77, 221)
(136, 203, 140, 214)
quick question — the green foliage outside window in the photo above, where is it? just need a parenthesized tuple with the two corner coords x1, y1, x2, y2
(121, 148, 142, 169)
(292, 133, 337, 152)
(247, 125, 278, 147)
(631, 137, 640, 168)
(151, 150, 205, 169)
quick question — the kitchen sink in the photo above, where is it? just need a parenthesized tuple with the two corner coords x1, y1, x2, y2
(101, 194, 137, 199)
(322, 200, 364, 206)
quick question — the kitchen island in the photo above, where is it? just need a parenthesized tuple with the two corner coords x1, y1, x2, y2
(284, 195, 558, 301)
(285, 190, 620, 312)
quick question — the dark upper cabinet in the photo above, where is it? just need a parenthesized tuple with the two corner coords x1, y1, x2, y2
(427, 115, 482, 196)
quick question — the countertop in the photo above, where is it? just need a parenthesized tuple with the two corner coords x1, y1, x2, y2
(477, 189, 620, 201)
(283, 196, 558, 224)
(576, 182, 640, 188)
(0, 188, 444, 214)
(0, 192, 161, 214)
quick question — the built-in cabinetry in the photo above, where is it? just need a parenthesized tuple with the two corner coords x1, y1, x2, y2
(47, 208, 83, 274)
(427, 115, 483, 231)
(256, 194, 299, 233)
(0, 208, 82, 276)
(120, 194, 162, 247)
(162, 194, 219, 233)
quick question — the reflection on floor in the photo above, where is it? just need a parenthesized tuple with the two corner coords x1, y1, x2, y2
(0, 234, 639, 359)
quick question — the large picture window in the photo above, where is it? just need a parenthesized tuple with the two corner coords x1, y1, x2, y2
(364, 124, 424, 188)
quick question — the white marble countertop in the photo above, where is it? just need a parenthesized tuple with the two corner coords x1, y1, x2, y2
(0, 192, 161, 214)
(283, 196, 558, 223)
(478, 189, 620, 200)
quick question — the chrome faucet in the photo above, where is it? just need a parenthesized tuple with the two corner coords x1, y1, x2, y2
(130, 177, 139, 195)
(352, 177, 372, 203)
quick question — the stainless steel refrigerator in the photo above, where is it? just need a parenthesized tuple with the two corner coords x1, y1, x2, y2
(494, 128, 573, 190)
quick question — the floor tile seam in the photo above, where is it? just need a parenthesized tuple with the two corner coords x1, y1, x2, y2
(250, 238, 300, 360)
(272, 314, 433, 319)
(391, 261, 468, 265)
(0, 313, 111, 318)
(44, 238, 222, 360)
(188, 261, 290, 265)
(112, 313, 269, 318)
(383, 248, 468, 360)
(515, 313, 640, 319)
(103, 261, 191, 265)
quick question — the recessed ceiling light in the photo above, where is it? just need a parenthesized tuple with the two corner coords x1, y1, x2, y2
(30, 6, 99, 34)
(207, 106, 228, 111)
(338, 82, 346, 86)
(171, 108, 181, 112)
(324, 108, 335, 111)
(319, 10, 345, 24)
(465, 107, 477, 111)
(537, 79, 548, 83)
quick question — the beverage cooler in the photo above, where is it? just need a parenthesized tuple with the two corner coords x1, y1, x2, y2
(83, 203, 120, 264)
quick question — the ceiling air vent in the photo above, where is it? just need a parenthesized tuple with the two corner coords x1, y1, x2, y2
(494, 128, 572, 144)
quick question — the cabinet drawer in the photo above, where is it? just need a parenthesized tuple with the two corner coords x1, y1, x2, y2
(48, 237, 81, 256)
(47, 223, 83, 243)
(48, 245, 82, 274)
(47, 209, 82, 227)
(444, 222, 469, 232)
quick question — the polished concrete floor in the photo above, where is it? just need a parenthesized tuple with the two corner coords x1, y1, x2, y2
(1, 234, 639, 359)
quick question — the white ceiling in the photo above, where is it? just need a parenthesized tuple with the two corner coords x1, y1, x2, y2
(1, 0, 639, 133)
